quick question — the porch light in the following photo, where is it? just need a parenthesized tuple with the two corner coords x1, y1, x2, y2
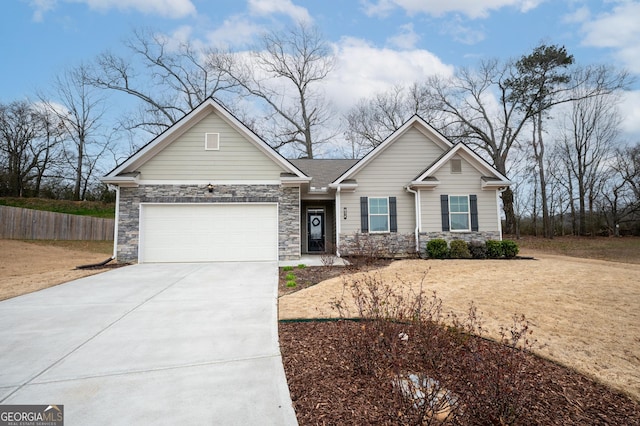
(343, 207, 347, 219)
(207, 183, 214, 193)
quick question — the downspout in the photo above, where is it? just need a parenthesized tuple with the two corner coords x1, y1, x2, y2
(113, 185, 120, 259)
(335, 186, 341, 257)
(405, 186, 420, 254)
(497, 186, 508, 241)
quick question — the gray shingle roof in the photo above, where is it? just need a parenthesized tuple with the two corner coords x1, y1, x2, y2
(289, 159, 359, 189)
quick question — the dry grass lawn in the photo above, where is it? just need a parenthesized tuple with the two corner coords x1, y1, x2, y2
(279, 248, 640, 401)
(0, 239, 113, 300)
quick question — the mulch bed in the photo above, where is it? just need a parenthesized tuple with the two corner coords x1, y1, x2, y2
(279, 321, 640, 425)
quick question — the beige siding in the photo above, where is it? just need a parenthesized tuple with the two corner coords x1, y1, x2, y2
(340, 127, 446, 235)
(421, 158, 500, 232)
(138, 111, 284, 180)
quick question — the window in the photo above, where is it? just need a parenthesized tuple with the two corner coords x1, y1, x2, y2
(368, 197, 389, 232)
(449, 195, 470, 231)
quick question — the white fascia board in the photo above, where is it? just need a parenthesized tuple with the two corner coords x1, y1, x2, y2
(481, 180, 513, 190)
(281, 176, 312, 187)
(328, 182, 358, 192)
(100, 176, 139, 187)
(408, 180, 440, 189)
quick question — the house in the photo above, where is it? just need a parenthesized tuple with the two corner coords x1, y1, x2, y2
(102, 98, 511, 263)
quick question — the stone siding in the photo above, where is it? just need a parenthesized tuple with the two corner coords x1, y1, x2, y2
(339, 232, 417, 258)
(418, 231, 501, 257)
(116, 184, 300, 262)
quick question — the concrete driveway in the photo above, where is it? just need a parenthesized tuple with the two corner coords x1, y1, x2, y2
(0, 262, 297, 425)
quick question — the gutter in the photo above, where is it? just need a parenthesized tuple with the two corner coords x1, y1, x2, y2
(405, 186, 420, 254)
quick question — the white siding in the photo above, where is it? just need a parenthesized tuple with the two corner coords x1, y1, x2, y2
(340, 127, 446, 235)
(421, 158, 500, 232)
(138, 111, 284, 180)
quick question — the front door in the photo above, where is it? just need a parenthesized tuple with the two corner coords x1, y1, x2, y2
(307, 210, 325, 252)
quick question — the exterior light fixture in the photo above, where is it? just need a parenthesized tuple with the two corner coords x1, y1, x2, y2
(207, 183, 214, 193)
(343, 207, 347, 219)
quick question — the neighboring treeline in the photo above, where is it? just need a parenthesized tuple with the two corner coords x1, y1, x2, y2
(1, 23, 638, 236)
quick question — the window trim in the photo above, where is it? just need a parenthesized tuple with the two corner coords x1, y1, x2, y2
(449, 195, 470, 232)
(368, 197, 390, 233)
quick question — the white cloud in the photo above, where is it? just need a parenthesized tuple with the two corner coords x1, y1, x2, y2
(248, 0, 312, 23)
(28, 0, 57, 22)
(619, 90, 640, 138)
(325, 37, 454, 112)
(206, 16, 264, 49)
(386, 23, 420, 49)
(440, 16, 485, 44)
(580, 2, 640, 73)
(362, 0, 544, 19)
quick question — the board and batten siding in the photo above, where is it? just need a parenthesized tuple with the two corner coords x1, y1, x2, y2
(137, 111, 285, 181)
(340, 127, 447, 235)
(421, 157, 500, 232)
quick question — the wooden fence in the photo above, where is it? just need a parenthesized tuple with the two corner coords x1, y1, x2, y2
(0, 205, 114, 240)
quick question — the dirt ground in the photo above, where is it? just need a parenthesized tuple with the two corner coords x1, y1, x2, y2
(279, 250, 640, 401)
(0, 240, 113, 301)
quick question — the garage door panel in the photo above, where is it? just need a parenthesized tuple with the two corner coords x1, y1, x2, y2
(140, 204, 278, 263)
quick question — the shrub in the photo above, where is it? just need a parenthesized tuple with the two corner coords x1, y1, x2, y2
(282, 265, 294, 271)
(502, 240, 519, 258)
(486, 240, 503, 258)
(285, 273, 296, 281)
(468, 241, 487, 259)
(286, 280, 297, 288)
(297, 264, 306, 269)
(449, 240, 471, 259)
(426, 239, 449, 259)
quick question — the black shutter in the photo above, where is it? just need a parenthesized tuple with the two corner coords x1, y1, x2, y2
(360, 196, 369, 233)
(389, 197, 397, 232)
(440, 194, 450, 231)
(470, 194, 478, 231)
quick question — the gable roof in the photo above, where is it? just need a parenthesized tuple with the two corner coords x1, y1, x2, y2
(331, 115, 453, 186)
(289, 159, 358, 190)
(412, 142, 511, 189)
(103, 97, 308, 182)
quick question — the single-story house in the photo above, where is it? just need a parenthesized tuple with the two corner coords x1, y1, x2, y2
(102, 98, 511, 263)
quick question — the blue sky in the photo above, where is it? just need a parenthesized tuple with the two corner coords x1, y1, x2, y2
(2, 0, 640, 149)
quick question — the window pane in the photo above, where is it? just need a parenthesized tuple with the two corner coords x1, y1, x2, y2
(369, 198, 388, 214)
(450, 213, 469, 230)
(449, 196, 468, 213)
(370, 215, 389, 232)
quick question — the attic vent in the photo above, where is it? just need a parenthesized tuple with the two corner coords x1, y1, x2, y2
(451, 158, 462, 174)
(205, 133, 220, 151)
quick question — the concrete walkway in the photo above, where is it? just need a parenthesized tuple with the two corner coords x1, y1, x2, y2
(0, 262, 297, 425)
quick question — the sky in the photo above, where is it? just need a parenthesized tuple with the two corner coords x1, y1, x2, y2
(2, 0, 640, 158)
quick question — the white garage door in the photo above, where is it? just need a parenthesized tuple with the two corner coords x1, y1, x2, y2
(139, 203, 278, 263)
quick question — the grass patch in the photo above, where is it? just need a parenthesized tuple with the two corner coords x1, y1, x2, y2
(514, 235, 640, 264)
(0, 197, 115, 218)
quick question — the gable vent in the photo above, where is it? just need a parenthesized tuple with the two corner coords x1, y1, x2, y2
(205, 133, 220, 150)
(451, 158, 462, 173)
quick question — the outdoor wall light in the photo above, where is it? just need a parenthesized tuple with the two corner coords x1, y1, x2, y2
(207, 183, 214, 193)
(343, 207, 347, 219)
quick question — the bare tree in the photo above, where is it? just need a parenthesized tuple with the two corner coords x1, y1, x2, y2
(0, 100, 58, 197)
(87, 28, 237, 139)
(424, 45, 630, 235)
(40, 64, 110, 200)
(558, 89, 622, 235)
(219, 22, 335, 158)
(343, 83, 448, 158)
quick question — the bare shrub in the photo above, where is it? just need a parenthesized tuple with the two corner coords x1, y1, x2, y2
(330, 270, 536, 425)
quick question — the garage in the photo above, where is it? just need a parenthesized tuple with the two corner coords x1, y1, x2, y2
(138, 203, 278, 263)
